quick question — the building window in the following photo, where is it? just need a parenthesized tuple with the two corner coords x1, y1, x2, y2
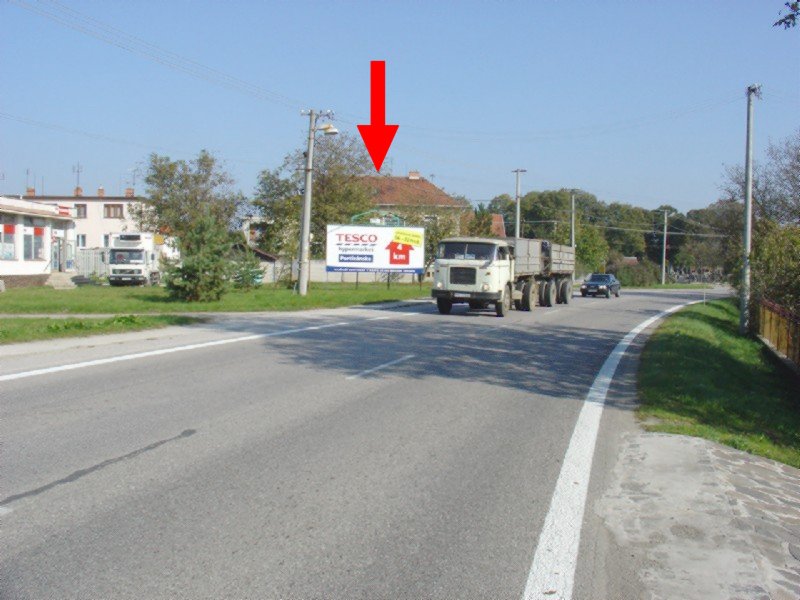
(24, 226, 45, 261)
(77, 234, 87, 248)
(75, 204, 87, 218)
(103, 234, 110, 247)
(0, 217, 15, 260)
(104, 204, 124, 218)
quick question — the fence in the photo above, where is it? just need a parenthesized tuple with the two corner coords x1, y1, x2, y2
(759, 300, 800, 370)
(75, 248, 109, 278)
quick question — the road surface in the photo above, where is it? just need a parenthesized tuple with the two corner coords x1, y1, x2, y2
(0, 288, 727, 599)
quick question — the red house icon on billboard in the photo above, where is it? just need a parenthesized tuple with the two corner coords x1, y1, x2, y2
(386, 241, 413, 265)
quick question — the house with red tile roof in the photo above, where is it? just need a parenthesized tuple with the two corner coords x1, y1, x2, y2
(361, 171, 471, 233)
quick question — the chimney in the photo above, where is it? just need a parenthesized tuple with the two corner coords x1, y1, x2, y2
(408, 170, 421, 180)
(74, 186, 83, 197)
(97, 186, 105, 198)
(25, 187, 36, 197)
(124, 187, 135, 198)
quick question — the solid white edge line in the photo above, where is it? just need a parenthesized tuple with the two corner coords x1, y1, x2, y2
(346, 354, 416, 380)
(522, 300, 700, 600)
(0, 321, 350, 383)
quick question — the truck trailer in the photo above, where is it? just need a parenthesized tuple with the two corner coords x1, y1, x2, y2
(431, 236, 575, 317)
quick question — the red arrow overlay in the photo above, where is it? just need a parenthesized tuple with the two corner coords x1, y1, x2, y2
(357, 61, 399, 172)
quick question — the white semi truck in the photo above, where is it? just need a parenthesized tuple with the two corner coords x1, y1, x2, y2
(431, 237, 575, 317)
(107, 232, 167, 286)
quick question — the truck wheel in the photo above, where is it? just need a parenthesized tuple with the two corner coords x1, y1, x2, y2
(558, 279, 570, 304)
(437, 298, 453, 314)
(545, 280, 557, 307)
(537, 281, 547, 306)
(521, 281, 534, 311)
(496, 286, 511, 317)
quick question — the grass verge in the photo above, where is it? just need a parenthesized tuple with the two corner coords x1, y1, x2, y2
(627, 283, 714, 290)
(638, 297, 800, 468)
(0, 282, 427, 314)
(0, 315, 203, 345)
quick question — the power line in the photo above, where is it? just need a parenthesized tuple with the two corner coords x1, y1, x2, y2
(10, 0, 307, 110)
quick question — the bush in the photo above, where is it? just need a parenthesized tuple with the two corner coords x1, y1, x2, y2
(613, 260, 660, 287)
(231, 249, 263, 291)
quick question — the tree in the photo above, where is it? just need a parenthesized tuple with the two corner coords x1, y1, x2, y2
(163, 208, 232, 301)
(575, 223, 609, 273)
(751, 222, 800, 314)
(136, 150, 245, 239)
(774, 2, 799, 28)
(466, 203, 494, 237)
(253, 133, 374, 258)
(722, 129, 800, 225)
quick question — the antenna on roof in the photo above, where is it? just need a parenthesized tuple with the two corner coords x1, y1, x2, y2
(72, 162, 83, 187)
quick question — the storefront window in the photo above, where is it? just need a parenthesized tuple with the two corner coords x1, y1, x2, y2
(0, 216, 15, 260)
(24, 226, 45, 260)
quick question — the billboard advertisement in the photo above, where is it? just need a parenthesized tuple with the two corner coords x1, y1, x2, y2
(326, 225, 425, 274)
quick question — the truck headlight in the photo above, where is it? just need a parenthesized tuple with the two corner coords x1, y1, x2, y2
(481, 283, 490, 292)
(599, 285, 607, 289)
(436, 281, 443, 289)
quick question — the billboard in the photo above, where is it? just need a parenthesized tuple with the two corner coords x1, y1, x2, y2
(326, 225, 425, 274)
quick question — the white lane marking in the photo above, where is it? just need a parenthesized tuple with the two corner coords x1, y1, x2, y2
(346, 354, 416, 380)
(0, 322, 349, 383)
(522, 300, 699, 600)
(367, 316, 391, 321)
(0, 506, 12, 515)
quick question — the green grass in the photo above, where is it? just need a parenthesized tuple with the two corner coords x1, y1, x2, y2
(0, 282, 428, 314)
(638, 298, 800, 468)
(0, 315, 204, 345)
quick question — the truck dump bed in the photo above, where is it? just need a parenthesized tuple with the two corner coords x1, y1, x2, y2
(508, 238, 575, 277)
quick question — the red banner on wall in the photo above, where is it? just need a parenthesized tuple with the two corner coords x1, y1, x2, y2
(34, 227, 44, 236)
(3, 224, 14, 234)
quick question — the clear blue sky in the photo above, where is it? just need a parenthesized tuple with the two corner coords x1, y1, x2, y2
(1, 1, 798, 213)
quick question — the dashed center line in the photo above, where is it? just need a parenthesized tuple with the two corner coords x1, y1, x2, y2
(346, 354, 416, 380)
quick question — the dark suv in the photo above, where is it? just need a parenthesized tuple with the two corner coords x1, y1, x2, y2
(580, 273, 621, 298)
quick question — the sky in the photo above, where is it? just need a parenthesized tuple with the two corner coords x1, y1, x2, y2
(1, 1, 798, 213)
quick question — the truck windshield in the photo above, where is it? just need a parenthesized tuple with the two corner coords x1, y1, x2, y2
(437, 242, 496, 260)
(110, 250, 145, 264)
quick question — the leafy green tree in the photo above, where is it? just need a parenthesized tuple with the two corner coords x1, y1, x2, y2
(751, 222, 800, 313)
(575, 223, 609, 273)
(163, 209, 232, 301)
(467, 203, 494, 237)
(135, 150, 244, 238)
(253, 133, 374, 258)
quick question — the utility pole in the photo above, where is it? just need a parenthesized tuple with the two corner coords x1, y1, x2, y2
(570, 192, 576, 282)
(512, 168, 527, 238)
(661, 210, 668, 285)
(298, 110, 318, 297)
(740, 84, 761, 335)
(298, 109, 337, 297)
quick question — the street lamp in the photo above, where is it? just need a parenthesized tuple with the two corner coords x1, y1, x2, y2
(512, 168, 527, 239)
(298, 109, 337, 296)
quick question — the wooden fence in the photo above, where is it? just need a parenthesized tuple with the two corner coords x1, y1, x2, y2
(759, 300, 800, 370)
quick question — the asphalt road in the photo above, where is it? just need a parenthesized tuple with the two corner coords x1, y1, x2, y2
(0, 288, 728, 599)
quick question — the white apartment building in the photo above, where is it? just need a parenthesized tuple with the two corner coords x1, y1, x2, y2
(24, 186, 143, 249)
